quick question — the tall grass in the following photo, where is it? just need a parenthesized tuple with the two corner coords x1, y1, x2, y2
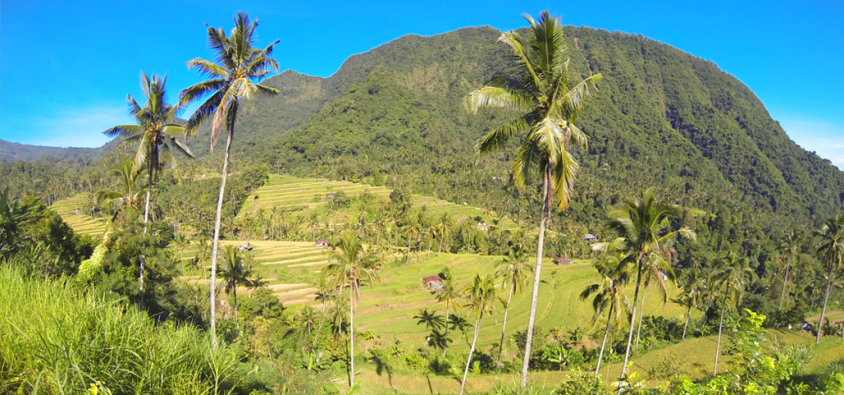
(0, 266, 245, 394)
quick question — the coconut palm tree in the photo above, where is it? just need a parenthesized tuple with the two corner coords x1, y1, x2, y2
(593, 189, 695, 382)
(580, 252, 633, 376)
(308, 212, 320, 243)
(179, 12, 280, 348)
(709, 252, 755, 376)
(434, 276, 461, 357)
(426, 222, 438, 259)
(459, 275, 501, 395)
(405, 217, 420, 265)
(634, 266, 672, 355)
(219, 245, 256, 332)
(323, 232, 380, 389)
(437, 212, 452, 255)
(103, 72, 193, 226)
(97, 157, 152, 308)
(466, 11, 602, 386)
(814, 216, 844, 345)
(97, 157, 148, 214)
(173, 232, 190, 274)
(311, 276, 336, 349)
(679, 267, 705, 340)
(494, 244, 534, 367)
(778, 231, 803, 310)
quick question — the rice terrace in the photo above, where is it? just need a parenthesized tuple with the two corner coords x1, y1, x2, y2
(2, 2, 844, 394)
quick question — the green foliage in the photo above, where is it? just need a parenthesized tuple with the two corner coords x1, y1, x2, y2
(0, 266, 248, 394)
(0, 188, 41, 255)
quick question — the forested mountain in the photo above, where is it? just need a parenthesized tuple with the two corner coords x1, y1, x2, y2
(5, 25, 843, 231)
(0, 139, 115, 162)
(228, 26, 842, 225)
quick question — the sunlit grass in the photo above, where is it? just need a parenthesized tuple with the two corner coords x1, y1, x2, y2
(0, 266, 246, 394)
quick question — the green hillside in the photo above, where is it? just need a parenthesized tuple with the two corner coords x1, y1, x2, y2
(154, 25, 842, 227)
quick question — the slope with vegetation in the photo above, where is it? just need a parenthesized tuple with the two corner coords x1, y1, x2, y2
(2, 9, 844, 395)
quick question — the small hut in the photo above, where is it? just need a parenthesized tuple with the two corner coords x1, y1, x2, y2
(315, 238, 329, 247)
(422, 275, 444, 291)
(583, 234, 597, 242)
(554, 257, 573, 265)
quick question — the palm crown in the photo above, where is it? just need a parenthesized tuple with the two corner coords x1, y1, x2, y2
(103, 72, 193, 174)
(466, 11, 602, 210)
(179, 12, 280, 149)
(710, 252, 756, 308)
(580, 252, 633, 325)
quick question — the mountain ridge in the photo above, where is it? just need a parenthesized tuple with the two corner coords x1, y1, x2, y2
(4, 25, 842, 225)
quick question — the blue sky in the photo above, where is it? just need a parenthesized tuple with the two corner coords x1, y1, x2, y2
(2, 0, 842, 167)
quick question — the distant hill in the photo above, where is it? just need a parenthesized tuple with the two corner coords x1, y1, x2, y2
(5, 25, 843, 227)
(0, 139, 115, 162)
(238, 26, 843, 225)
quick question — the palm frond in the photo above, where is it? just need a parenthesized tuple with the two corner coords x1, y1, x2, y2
(551, 145, 578, 210)
(187, 58, 230, 79)
(498, 30, 541, 92)
(476, 116, 529, 154)
(103, 124, 143, 138)
(166, 135, 195, 158)
(126, 94, 143, 116)
(178, 78, 227, 106)
(184, 89, 224, 133)
(465, 86, 533, 114)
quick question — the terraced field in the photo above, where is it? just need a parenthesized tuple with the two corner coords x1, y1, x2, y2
(50, 193, 108, 237)
(353, 254, 689, 355)
(239, 174, 520, 231)
(177, 240, 334, 306)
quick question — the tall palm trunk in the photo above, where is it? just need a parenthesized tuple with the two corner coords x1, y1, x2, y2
(682, 302, 692, 340)
(780, 263, 790, 310)
(233, 289, 239, 332)
(139, 153, 155, 310)
(497, 286, 514, 368)
(460, 315, 482, 395)
(405, 231, 412, 265)
(596, 303, 614, 377)
(714, 300, 726, 376)
(619, 253, 644, 382)
(634, 288, 647, 354)
(349, 285, 355, 388)
(427, 237, 433, 259)
(816, 263, 835, 345)
(520, 166, 551, 388)
(209, 110, 236, 350)
(442, 305, 450, 357)
(313, 314, 327, 349)
(438, 231, 445, 256)
(138, 256, 145, 310)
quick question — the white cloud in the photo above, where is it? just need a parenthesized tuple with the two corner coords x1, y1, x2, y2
(24, 105, 134, 148)
(779, 119, 844, 170)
